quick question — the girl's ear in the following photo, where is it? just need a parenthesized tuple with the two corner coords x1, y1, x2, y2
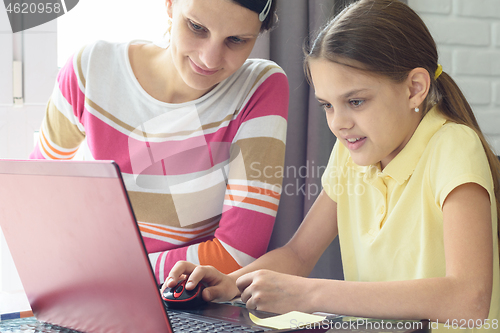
(407, 67, 431, 110)
(166, 0, 174, 19)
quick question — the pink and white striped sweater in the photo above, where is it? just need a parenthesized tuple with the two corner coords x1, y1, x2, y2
(30, 40, 289, 283)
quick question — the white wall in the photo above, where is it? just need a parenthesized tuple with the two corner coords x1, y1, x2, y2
(0, 6, 56, 292)
(409, 0, 500, 154)
(0, 12, 55, 159)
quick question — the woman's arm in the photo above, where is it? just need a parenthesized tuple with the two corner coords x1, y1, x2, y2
(30, 52, 86, 160)
(242, 183, 492, 323)
(152, 68, 290, 283)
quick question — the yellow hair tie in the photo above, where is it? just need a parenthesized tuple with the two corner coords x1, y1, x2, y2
(434, 64, 443, 80)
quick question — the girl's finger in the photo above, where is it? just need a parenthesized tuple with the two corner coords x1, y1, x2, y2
(235, 271, 254, 294)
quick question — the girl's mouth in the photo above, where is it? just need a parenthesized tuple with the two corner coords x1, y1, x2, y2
(345, 137, 366, 150)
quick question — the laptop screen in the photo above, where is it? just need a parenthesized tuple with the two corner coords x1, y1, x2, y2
(0, 160, 172, 333)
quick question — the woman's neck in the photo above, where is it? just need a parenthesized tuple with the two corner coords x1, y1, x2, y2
(129, 43, 213, 104)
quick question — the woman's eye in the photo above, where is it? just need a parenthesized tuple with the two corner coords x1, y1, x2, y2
(189, 20, 206, 33)
(228, 36, 244, 44)
(349, 99, 364, 107)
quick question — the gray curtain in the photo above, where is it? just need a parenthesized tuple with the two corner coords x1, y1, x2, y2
(249, 0, 357, 280)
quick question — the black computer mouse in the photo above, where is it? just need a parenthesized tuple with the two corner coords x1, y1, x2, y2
(162, 280, 207, 309)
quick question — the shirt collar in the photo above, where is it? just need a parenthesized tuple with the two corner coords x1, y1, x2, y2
(346, 106, 447, 184)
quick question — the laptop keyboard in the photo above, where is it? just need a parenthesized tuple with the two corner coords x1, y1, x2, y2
(168, 311, 270, 332)
(0, 317, 79, 332)
(0, 313, 271, 333)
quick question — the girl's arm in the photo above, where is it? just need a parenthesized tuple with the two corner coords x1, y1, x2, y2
(167, 182, 493, 323)
(234, 189, 339, 278)
(240, 182, 492, 323)
(164, 189, 339, 301)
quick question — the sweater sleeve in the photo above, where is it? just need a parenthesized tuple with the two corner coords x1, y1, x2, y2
(149, 70, 289, 283)
(29, 50, 86, 160)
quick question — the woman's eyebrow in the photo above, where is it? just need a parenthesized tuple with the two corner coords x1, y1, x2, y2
(234, 33, 259, 38)
(187, 13, 259, 38)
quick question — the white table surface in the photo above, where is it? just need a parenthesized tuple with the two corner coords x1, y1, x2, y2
(0, 290, 31, 315)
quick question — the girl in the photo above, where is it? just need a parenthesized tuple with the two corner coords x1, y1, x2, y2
(164, 0, 500, 331)
(29, 0, 289, 284)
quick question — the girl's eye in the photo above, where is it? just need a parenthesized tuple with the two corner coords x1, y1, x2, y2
(321, 103, 333, 111)
(349, 99, 364, 107)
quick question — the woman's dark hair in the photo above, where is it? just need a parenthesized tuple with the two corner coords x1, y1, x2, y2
(232, 0, 278, 32)
(304, 0, 500, 258)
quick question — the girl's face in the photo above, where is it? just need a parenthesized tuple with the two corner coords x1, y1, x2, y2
(309, 58, 422, 169)
(166, 0, 261, 94)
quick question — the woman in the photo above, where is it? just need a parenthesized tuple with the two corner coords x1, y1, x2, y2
(30, 0, 289, 284)
(164, 1, 499, 331)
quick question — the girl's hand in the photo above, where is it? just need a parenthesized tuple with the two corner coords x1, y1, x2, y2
(236, 270, 312, 314)
(161, 261, 240, 303)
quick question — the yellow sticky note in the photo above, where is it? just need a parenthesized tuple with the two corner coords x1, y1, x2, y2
(249, 311, 326, 330)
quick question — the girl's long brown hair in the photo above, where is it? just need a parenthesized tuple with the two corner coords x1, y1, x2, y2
(304, 0, 500, 259)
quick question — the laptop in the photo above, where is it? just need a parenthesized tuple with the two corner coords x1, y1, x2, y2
(0, 159, 321, 333)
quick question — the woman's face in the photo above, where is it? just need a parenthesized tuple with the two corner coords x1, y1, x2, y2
(308, 58, 422, 169)
(166, 0, 262, 94)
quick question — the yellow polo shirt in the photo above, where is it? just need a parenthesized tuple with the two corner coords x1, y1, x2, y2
(322, 106, 499, 332)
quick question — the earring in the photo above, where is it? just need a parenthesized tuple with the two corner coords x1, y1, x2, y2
(415, 107, 420, 112)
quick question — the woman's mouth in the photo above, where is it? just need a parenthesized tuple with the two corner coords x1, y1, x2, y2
(189, 58, 219, 76)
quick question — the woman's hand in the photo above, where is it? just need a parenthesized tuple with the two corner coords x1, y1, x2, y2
(236, 270, 312, 314)
(161, 261, 240, 303)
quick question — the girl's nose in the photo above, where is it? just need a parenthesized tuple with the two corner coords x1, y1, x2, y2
(328, 108, 354, 133)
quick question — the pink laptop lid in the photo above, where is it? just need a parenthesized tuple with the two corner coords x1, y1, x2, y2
(0, 159, 172, 333)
